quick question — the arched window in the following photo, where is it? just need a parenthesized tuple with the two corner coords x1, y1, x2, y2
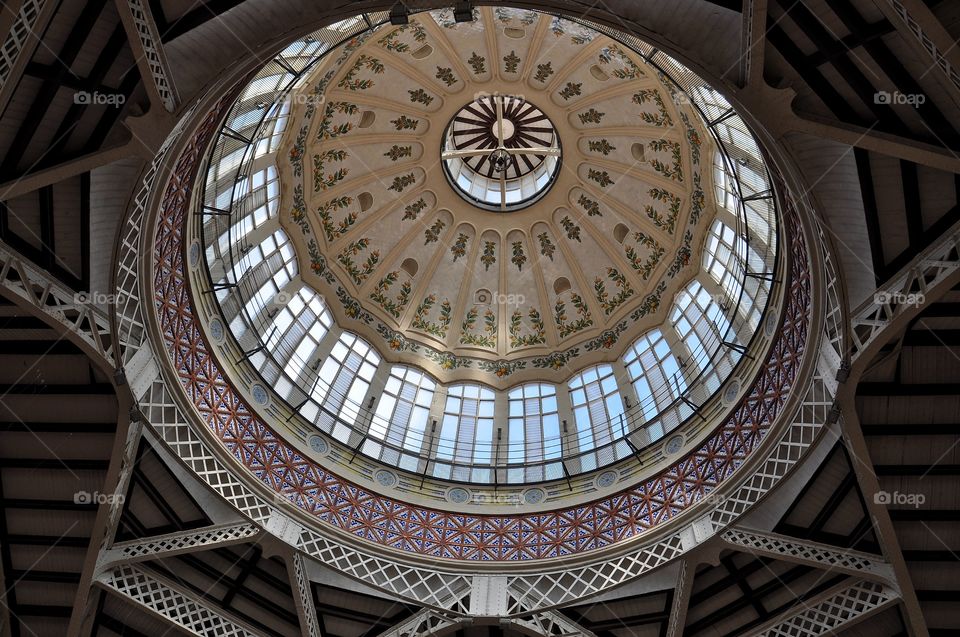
(233, 229, 297, 326)
(209, 165, 280, 264)
(704, 219, 768, 336)
(370, 366, 436, 454)
(714, 152, 740, 214)
(437, 384, 496, 469)
(267, 287, 333, 403)
(258, 98, 291, 157)
(671, 281, 737, 394)
(567, 365, 624, 457)
(507, 384, 560, 469)
(622, 329, 686, 440)
(315, 332, 380, 429)
(704, 219, 742, 295)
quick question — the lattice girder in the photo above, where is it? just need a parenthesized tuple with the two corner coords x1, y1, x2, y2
(849, 225, 960, 363)
(101, 522, 261, 566)
(288, 550, 322, 637)
(883, 0, 960, 96)
(97, 563, 264, 636)
(0, 242, 115, 365)
(0, 0, 47, 97)
(747, 579, 898, 637)
(720, 527, 896, 585)
(118, 0, 178, 111)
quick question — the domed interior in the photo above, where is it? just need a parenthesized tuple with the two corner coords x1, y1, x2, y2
(199, 7, 780, 485)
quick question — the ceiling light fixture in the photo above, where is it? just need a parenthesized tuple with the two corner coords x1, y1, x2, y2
(389, 1, 410, 25)
(454, 1, 474, 22)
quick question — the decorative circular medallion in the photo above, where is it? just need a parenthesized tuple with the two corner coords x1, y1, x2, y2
(208, 317, 225, 343)
(442, 94, 560, 211)
(374, 469, 398, 487)
(523, 487, 546, 504)
(446, 487, 472, 504)
(596, 470, 618, 488)
(251, 383, 269, 406)
(307, 434, 329, 455)
(723, 380, 741, 404)
(765, 312, 778, 337)
(665, 434, 684, 455)
(188, 240, 201, 269)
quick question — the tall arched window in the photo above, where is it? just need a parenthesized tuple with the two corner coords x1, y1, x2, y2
(210, 165, 281, 265)
(704, 219, 742, 297)
(507, 384, 560, 471)
(258, 99, 291, 157)
(567, 365, 624, 463)
(218, 228, 297, 342)
(437, 384, 496, 472)
(671, 281, 737, 393)
(370, 366, 436, 456)
(704, 218, 768, 335)
(622, 329, 686, 440)
(235, 229, 297, 327)
(315, 332, 380, 429)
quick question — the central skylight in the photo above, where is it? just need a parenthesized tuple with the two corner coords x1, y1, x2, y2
(442, 94, 561, 211)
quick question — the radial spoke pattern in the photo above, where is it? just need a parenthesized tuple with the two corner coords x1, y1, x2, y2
(443, 94, 560, 211)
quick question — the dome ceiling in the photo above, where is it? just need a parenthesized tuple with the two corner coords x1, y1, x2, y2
(278, 7, 718, 384)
